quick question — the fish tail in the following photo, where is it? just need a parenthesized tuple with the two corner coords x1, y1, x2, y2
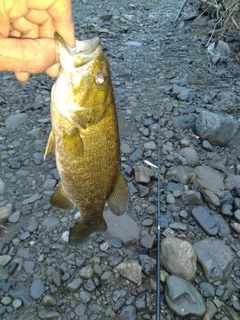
(69, 217, 107, 245)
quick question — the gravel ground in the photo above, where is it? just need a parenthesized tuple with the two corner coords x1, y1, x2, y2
(1, 0, 240, 319)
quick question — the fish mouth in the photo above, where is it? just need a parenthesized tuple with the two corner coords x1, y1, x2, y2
(54, 32, 101, 67)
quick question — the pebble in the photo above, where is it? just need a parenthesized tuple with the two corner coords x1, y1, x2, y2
(12, 299, 22, 310)
(143, 141, 157, 150)
(119, 305, 137, 320)
(79, 265, 94, 279)
(30, 279, 45, 299)
(0, 206, 12, 223)
(134, 166, 154, 183)
(8, 210, 21, 223)
(79, 291, 92, 303)
(5, 113, 28, 129)
(139, 255, 156, 276)
(110, 238, 123, 248)
(199, 282, 215, 297)
(192, 206, 219, 235)
(42, 294, 57, 308)
(67, 278, 83, 291)
(0, 255, 12, 267)
(114, 260, 142, 285)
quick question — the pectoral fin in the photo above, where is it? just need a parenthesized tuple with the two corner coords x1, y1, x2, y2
(50, 183, 75, 209)
(63, 130, 84, 157)
(44, 130, 55, 159)
(107, 171, 129, 215)
(69, 217, 107, 245)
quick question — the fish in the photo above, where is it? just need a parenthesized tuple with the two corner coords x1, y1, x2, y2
(44, 32, 129, 245)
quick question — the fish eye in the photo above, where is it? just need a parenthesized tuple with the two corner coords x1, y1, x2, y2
(95, 72, 105, 85)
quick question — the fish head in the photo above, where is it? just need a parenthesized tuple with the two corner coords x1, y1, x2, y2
(54, 32, 114, 129)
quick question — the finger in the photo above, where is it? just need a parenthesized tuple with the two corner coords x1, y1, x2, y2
(12, 16, 38, 38)
(48, 0, 75, 47)
(0, 38, 57, 73)
(15, 72, 30, 82)
(0, 11, 10, 37)
(45, 62, 60, 78)
(39, 15, 55, 38)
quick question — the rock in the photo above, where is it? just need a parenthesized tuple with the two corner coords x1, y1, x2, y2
(212, 214, 231, 237)
(166, 165, 193, 184)
(192, 166, 225, 206)
(0, 179, 4, 194)
(42, 294, 57, 308)
(5, 113, 28, 129)
(179, 147, 199, 165)
(124, 41, 142, 46)
(220, 203, 233, 216)
(207, 40, 230, 62)
(194, 239, 235, 282)
(114, 260, 142, 285)
(119, 305, 137, 320)
(233, 209, 240, 223)
(173, 115, 196, 130)
(161, 237, 197, 281)
(231, 222, 240, 234)
(140, 233, 156, 249)
(22, 193, 39, 205)
(166, 152, 187, 165)
(143, 141, 157, 150)
(0, 206, 12, 223)
(79, 291, 92, 304)
(194, 111, 239, 146)
(166, 193, 175, 204)
(30, 279, 45, 299)
(41, 217, 60, 228)
(104, 210, 140, 243)
(192, 206, 218, 235)
(67, 278, 83, 291)
(199, 282, 215, 298)
(202, 299, 217, 320)
(182, 190, 204, 206)
(38, 309, 60, 319)
(134, 166, 154, 183)
(121, 143, 133, 154)
(202, 140, 213, 151)
(12, 299, 22, 310)
(0, 255, 12, 266)
(139, 255, 156, 276)
(8, 210, 21, 223)
(9, 285, 31, 307)
(129, 149, 143, 162)
(165, 275, 206, 316)
(79, 265, 94, 279)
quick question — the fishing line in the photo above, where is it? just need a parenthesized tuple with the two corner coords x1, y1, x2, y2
(156, 107, 162, 320)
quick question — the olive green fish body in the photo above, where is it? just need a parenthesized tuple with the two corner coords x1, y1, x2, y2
(45, 33, 128, 245)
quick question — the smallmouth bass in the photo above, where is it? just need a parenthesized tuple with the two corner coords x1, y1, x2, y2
(44, 32, 129, 245)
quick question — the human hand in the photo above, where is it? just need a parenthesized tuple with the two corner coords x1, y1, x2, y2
(0, 0, 75, 82)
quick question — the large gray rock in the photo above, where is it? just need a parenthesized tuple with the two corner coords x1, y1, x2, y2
(194, 239, 235, 282)
(104, 210, 140, 243)
(161, 237, 197, 281)
(165, 275, 206, 317)
(194, 111, 239, 146)
(5, 113, 28, 129)
(192, 166, 225, 207)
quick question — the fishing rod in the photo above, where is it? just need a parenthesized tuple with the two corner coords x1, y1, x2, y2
(156, 108, 161, 320)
